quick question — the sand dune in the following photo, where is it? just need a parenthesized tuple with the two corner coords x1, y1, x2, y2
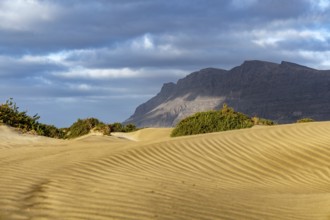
(0, 125, 63, 149)
(1, 123, 330, 219)
(111, 128, 172, 142)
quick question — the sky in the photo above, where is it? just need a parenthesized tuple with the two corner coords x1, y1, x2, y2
(0, 0, 329, 127)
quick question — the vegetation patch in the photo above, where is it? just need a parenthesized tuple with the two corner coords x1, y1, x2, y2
(0, 98, 64, 138)
(0, 98, 137, 139)
(251, 116, 275, 126)
(110, 122, 137, 132)
(296, 118, 315, 123)
(65, 118, 110, 139)
(171, 104, 257, 137)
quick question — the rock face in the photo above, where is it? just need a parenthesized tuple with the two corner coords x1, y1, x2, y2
(125, 60, 330, 127)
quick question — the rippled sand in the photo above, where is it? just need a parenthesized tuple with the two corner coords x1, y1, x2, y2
(1, 123, 330, 219)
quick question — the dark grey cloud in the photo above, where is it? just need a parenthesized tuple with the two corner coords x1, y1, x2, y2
(0, 0, 319, 54)
(1, 0, 329, 127)
(0, 57, 66, 79)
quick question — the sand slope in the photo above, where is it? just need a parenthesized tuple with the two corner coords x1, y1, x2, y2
(111, 128, 172, 142)
(1, 123, 330, 219)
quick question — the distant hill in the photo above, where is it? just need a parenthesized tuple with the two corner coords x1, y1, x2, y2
(125, 60, 330, 127)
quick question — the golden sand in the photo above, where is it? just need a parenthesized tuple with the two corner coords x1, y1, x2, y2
(1, 122, 330, 219)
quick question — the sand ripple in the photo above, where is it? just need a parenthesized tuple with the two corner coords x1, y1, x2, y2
(1, 123, 330, 219)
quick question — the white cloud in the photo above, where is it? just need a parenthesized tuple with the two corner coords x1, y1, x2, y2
(46, 51, 71, 64)
(297, 50, 330, 69)
(20, 51, 72, 67)
(0, 0, 58, 31)
(310, 0, 330, 10)
(252, 28, 330, 47)
(55, 67, 141, 79)
(131, 34, 155, 50)
(294, 29, 330, 42)
(253, 37, 281, 47)
(129, 33, 183, 55)
(54, 66, 188, 80)
(143, 35, 154, 49)
(34, 34, 188, 69)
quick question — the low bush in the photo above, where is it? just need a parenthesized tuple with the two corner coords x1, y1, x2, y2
(252, 116, 275, 125)
(0, 98, 64, 138)
(122, 123, 137, 132)
(66, 118, 110, 139)
(0, 98, 39, 131)
(35, 124, 65, 139)
(110, 122, 137, 132)
(95, 123, 111, 135)
(0, 98, 137, 139)
(296, 118, 314, 123)
(110, 122, 124, 132)
(171, 104, 254, 137)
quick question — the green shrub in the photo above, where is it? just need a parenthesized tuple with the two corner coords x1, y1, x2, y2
(66, 118, 105, 139)
(36, 124, 65, 139)
(0, 98, 39, 131)
(171, 104, 254, 137)
(252, 116, 275, 125)
(0, 98, 64, 138)
(123, 123, 137, 132)
(95, 123, 111, 135)
(110, 122, 124, 132)
(110, 122, 137, 132)
(296, 118, 314, 123)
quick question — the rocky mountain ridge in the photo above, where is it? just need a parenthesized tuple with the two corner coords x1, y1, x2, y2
(125, 60, 330, 127)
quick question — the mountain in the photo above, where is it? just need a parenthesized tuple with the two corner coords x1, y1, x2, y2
(125, 60, 330, 127)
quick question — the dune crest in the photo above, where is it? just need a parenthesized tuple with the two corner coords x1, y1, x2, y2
(0, 125, 63, 149)
(1, 123, 330, 219)
(111, 128, 172, 142)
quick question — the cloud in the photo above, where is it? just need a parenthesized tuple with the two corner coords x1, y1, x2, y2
(0, 55, 66, 79)
(1, 0, 330, 126)
(310, 0, 330, 10)
(0, 0, 58, 31)
(55, 68, 141, 79)
(252, 29, 330, 47)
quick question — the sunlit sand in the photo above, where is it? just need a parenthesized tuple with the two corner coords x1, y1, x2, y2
(1, 122, 330, 219)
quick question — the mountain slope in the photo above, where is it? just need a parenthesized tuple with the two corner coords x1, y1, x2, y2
(125, 60, 330, 127)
